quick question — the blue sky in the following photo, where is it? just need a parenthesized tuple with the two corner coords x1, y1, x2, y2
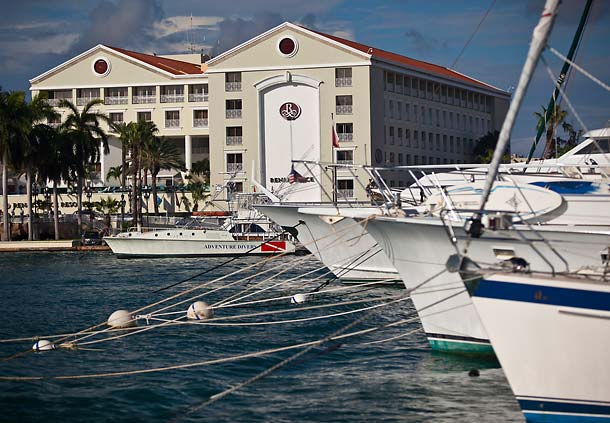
(1, 0, 609, 155)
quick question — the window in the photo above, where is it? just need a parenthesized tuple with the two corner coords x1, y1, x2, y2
(335, 68, 352, 87)
(411, 78, 418, 97)
(456, 137, 461, 153)
(450, 136, 454, 153)
(385, 72, 394, 92)
(133, 86, 156, 104)
(104, 87, 127, 105)
(47, 114, 61, 127)
(395, 75, 403, 94)
(397, 101, 402, 120)
(436, 134, 440, 151)
(193, 110, 208, 128)
(398, 153, 403, 165)
(414, 130, 419, 148)
(407, 154, 411, 165)
(160, 85, 184, 103)
(404, 76, 411, 96)
(414, 155, 419, 165)
(336, 149, 354, 165)
(337, 179, 354, 199)
(336, 95, 353, 114)
(189, 84, 208, 102)
(226, 153, 243, 172)
(226, 126, 242, 145)
(389, 100, 394, 119)
(389, 126, 395, 145)
(405, 103, 410, 121)
(165, 110, 180, 128)
(225, 72, 241, 91)
(137, 111, 151, 122)
(226, 99, 242, 119)
(573, 139, 610, 154)
(429, 132, 434, 150)
(76, 88, 100, 105)
(406, 129, 411, 147)
(443, 135, 447, 152)
(428, 108, 433, 126)
(389, 152, 395, 164)
(436, 109, 440, 127)
(109, 112, 123, 124)
(421, 106, 426, 125)
(397, 127, 403, 145)
(449, 112, 454, 129)
(421, 131, 426, 149)
(413, 105, 418, 123)
(336, 123, 353, 142)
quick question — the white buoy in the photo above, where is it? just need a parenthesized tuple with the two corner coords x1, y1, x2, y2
(186, 301, 214, 320)
(32, 340, 55, 352)
(290, 293, 309, 304)
(107, 309, 135, 328)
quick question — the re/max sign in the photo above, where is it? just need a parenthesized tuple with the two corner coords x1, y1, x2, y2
(269, 177, 314, 183)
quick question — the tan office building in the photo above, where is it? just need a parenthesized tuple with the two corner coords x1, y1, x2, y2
(30, 22, 509, 202)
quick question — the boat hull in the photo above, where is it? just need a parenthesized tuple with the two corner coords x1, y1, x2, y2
(471, 272, 610, 422)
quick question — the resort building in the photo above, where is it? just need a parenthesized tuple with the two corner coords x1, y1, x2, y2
(29, 22, 510, 203)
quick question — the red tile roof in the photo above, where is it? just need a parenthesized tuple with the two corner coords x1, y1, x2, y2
(106, 46, 204, 75)
(307, 28, 503, 92)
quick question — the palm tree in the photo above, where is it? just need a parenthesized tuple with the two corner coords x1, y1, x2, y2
(534, 105, 568, 159)
(94, 196, 120, 232)
(106, 165, 123, 185)
(109, 121, 131, 188)
(142, 137, 185, 214)
(191, 158, 210, 184)
(128, 120, 158, 228)
(0, 89, 31, 241)
(59, 98, 108, 232)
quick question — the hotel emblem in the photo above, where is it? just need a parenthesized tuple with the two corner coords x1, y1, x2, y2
(279, 102, 301, 120)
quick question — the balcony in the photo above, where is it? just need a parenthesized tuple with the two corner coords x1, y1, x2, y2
(188, 93, 208, 102)
(335, 77, 352, 87)
(133, 95, 156, 104)
(76, 97, 100, 106)
(336, 105, 352, 115)
(47, 99, 63, 106)
(161, 94, 184, 103)
(226, 109, 242, 119)
(104, 96, 128, 105)
(338, 133, 353, 142)
(165, 119, 180, 128)
(193, 118, 208, 128)
(336, 159, 353, 165)
(337, 189, 354, 198)
(227, 163, 243, 172)
(226, 136, 243, 145)
(225, 82, 242, 92)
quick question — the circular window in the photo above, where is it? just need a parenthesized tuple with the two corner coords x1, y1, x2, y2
(91, 57, 111, 77)
(375, 149, 383, 164)
(277, 36, 298, 57)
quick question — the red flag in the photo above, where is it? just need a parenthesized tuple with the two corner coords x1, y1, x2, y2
(332, 125, 340, 149)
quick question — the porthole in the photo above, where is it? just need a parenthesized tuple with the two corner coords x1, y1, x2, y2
(277, 36, 298, 58)
(91, 57, 111, 77)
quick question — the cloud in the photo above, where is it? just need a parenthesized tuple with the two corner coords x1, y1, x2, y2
(211, 13, 284, 56)
(153, 15, 223, 39)
(404, 29, 448, 54)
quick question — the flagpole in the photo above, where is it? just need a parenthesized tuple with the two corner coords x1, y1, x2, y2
(331, 113, 337, 205)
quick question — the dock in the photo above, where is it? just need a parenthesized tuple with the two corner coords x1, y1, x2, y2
(0, 241, 110, 252)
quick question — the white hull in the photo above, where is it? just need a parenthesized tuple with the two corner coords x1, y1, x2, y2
(365, 216, 610, 353)
(256, 204, 399, 281)
(105, 229, 295, 258)
(470, 272, 610, 422)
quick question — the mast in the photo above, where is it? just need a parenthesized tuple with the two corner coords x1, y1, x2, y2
(525, 0, 593, 162)
(478, 0, 561, 214)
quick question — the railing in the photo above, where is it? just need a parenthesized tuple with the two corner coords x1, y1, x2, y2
(188, 93, 208, 102)
(160, 94, 184, 103)
(227, 163, 243, 173)
(226, 109, 242, 119)
(104, 96, 128, 105)
(338, 133, 353, 142)
(226, 136, 242, 145)
(225, 82, 242, 91)
(336, 105, 352, 115)
(193, 118, 208, 128)
(47, 99, 64, 106)
(165, 119, 180, 128)
(132, 95, 156, 104)
(338, 189, 354, 198)
(336, 159, 353, 165)
(335, 77, 352, 87)
(76, 97, 100, 106)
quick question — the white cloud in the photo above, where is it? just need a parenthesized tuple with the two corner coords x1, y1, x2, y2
(0, 33, 78, 56)
(153, 15, 223, 38)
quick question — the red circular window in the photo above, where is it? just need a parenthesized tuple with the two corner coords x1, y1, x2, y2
(278, 38, 296, 55)
(94, 59, 109, 75)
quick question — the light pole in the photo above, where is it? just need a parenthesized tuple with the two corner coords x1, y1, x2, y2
(85, 184, 93, 229)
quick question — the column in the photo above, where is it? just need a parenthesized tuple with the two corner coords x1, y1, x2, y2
(185, 135, 192, 172)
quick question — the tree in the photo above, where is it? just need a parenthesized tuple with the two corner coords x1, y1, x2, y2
(109, 121, 131, 188)
(534, 104, 568, 159)
(472, 131, 509, 164)
(191, 158, 210, 184)
(189, 182, 208, 212)
(106, 165, 123, 185)
(94, 196, 120, 231)
(142, 137, 185, 215)
(59, 98, 108, 233)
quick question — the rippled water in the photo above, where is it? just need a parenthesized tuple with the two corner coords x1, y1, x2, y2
(0, 252, 523, 422)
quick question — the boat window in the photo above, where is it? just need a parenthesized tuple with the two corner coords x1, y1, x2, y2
(572, 139, 610, 154)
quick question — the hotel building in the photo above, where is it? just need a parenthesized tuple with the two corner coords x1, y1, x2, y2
(30, 22, 510, 203)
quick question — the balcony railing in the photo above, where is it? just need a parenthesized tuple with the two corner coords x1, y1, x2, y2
(165, 119, 180, 128)
(76, 97, 100, 106)
(338, 189, 354, 198)
(133, 95, 156, 104)
(336, 105, 352, 115)
(188, 93, 208, 102)
(193, 118, 208, 128)
(161, 94, 184, 103)
(227, 163, 243, 173)
(335, 77, 352, 87)
(225, 82, 242, 92)
(104, 96, 128, 105)
(338, 133, 353, 142)
(47, 99, 64, 106)
(336, 159, 353, 165)
(226, 109, 242, 119)
(226, 136, 243, 145)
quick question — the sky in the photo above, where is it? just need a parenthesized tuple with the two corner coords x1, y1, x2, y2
(1, 0, 609, 156)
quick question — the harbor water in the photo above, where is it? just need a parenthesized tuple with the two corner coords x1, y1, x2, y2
(0, 252, 523, 422)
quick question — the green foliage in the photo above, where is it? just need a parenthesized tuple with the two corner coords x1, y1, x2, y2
(472, 131, 509, 163)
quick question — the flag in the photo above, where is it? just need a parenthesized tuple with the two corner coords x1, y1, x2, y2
(288, 165, 307, 184)
(332, 125, 340, 148)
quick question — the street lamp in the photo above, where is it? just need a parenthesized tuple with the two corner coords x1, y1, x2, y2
(143, 190, 150, 227)
(120, 192, 125, 230)
(85, 184, 93, 228)
(43, 187, 51, 217)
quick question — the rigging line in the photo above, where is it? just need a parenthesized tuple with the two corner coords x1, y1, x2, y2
(153, 222, 303, 293)
(357, 327, 423, 346)
(450, 0, 497, 69)
(547, 45, 610, 93)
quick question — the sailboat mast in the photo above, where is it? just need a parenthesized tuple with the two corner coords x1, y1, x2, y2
(525, 0, 594, 163)
(478, 0, 561, 213)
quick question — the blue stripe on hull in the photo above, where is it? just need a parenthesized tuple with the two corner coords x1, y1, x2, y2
(519, 399, 610, 422)
(474, 279, 610, 312)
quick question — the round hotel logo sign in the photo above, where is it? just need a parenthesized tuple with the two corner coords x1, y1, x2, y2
(279, 102, 301, 121)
